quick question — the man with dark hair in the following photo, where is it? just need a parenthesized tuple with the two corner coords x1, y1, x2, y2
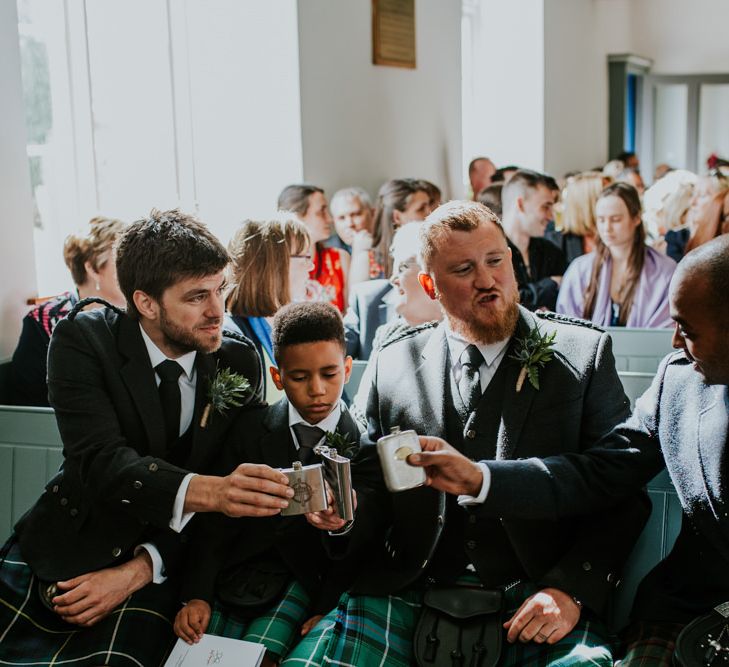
(408, 234, 729, 665)
(615, 150, 640, 170)
(469, 156, 496, 200)
(501, 169, 566, 310)
(491, 165, 521, 184)
(0, 209, 295, 665)
(289, 201, 648, 666)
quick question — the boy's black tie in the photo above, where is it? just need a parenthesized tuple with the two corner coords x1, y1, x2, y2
(459, 344, 484, 414)
(156, 360, 184, 447)
(292, 423, 325, 465)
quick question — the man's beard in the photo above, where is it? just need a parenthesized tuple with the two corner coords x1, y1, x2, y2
(159, 307, 222, 355)
(443, 289, 520, 345)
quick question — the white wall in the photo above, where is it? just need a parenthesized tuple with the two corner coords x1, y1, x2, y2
(297, 0, 462, 200)
(465, 0, 545, 175)
(0, 0, 38, 359)
(544, 0, 605, 177)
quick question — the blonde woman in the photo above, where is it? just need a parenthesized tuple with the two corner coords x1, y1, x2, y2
(10, 216, 126, 406)
(547, 172, 605, 265)
(225, 215, 312, 402)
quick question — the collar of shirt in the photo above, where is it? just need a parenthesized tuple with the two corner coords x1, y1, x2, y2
(444, 324, 511, 372)
(139, 323, 197, 381)
(288, 400, 344, 450)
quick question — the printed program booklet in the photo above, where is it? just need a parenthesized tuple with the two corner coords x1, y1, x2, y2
(164, 634, 265, 667)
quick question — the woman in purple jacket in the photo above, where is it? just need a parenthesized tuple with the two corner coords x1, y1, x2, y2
(557, 182, 676, 328)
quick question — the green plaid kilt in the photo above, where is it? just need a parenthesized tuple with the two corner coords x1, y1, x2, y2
(207, 579, 311, 660)
(617, 621, 684, 666)
(0, 538, 177, 666)
(282, 579, 615, 666)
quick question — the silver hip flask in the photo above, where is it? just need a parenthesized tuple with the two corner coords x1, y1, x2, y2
(280, 461, 328, 516)
(377, 426, 426, 492)
(314, 445, 355, 522)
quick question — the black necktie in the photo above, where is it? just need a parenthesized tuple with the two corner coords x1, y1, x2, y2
(458, 345, 484, 414)
(156, 360, 184, 447)
(292, 423, 325, 465)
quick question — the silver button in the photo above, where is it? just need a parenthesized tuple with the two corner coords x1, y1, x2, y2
(52, 485, 59, 493)
(133, 480, 143, 489)
(466, 540, 477, 550)
(60, 497, 68, 507)
(582, 561, 592, 571)
(70, 508, 78, 518)
(148, 463, 158, 472)
(112, 547, 122, 558)
(607, 572, 615, 583)
(437, 515, 444, 526)
(466, 429, 476, 439)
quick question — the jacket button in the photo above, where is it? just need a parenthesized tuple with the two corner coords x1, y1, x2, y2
(437, 514, 444, 525)
(70, 508, 78, 517)
(52, 485, 59, 493)
(582, 561, 592, 571)
(606, 572, 615, 583)
(468, 514, 477, 524)
(133, 480, 143, 489)
(148, 463, 158, 472)
(112, 547, 122, 558)
(466, 540, 477, 550)
(466, 429, 476, 439)
(60, 497, 68, 506)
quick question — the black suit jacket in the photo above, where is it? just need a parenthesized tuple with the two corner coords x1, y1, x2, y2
(339, 308, 649, 616)
(509, 238, 566, 311)
(181, 398, 363, 613)
(480, 351, 729, 623)
(343, 280, 395, 360)
(15, 306, 264, 581)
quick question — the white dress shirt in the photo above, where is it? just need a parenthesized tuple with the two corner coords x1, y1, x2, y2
(136, 324, 198, 582)
(443, 325, 510, 507)
(288, 400, 344, 448)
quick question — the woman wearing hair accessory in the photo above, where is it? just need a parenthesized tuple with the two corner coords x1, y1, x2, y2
(557, 182, 676, 328)
(9, 216, 126, 406)
(225, 215, 312, 403)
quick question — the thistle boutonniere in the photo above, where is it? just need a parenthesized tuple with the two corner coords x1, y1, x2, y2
(324, 429, 359, 459)
(200, 365, 250, 428)
(510, 326, 557, 392)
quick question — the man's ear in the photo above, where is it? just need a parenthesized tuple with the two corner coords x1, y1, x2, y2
(516, 195, 526, 214)
(343, 355, 353, 384)
(270, 366, 284, 391)
(133, 290, 159, 320)
(418, 272, 437, 300)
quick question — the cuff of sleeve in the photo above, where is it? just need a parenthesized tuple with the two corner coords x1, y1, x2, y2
(170, 473, 196, 533)
(329, 519, 355, 536)
(135, 543, 167, 584)
(457, 462, 491, 506)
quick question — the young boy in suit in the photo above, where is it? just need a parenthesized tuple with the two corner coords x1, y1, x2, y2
(173, 301, 361, 663)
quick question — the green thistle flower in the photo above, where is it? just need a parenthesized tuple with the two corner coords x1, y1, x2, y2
(509, 326, 557, 392)
(200, 365, 250, 427)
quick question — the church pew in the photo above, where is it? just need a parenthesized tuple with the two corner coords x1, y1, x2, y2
(606, 326, 674, 373)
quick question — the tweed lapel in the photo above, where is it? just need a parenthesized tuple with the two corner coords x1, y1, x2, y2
(419, 324, 449, 437)
(696, 385, 729, 546)
(118, 316, 166, 458)
(495, 307, 538, 460)
(261, 398, 299, 469)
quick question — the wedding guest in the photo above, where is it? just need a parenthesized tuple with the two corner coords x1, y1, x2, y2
(174, 303, 361, 664)
(225, 215, 312, 403)
(491, 165, 520, 184)
(329, 186, 374, 253)
(546, 172, 604, 265)
(0, 209, 289, 667)
(468, 156, 496, 200)
(683, 169, 729, 256)
(9, 216, 126, 406)
(278, 185, 350, 312)
(616, 167, 645, 197)
(419, 179, 442, 212)
(348, 178, 430, 288)
(476, 183, 503, 217)
(501, 169, 566, 310)
(557, 182, 676, 328)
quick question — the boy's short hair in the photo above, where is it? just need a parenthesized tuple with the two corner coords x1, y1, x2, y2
(272, 302, 345, 363)
(116, 209, 229, 318)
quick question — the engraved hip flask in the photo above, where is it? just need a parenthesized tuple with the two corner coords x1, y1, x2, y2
(280, 461, 328, 516)
(377, 426, 426, 492)
(314, 445, 355, 522)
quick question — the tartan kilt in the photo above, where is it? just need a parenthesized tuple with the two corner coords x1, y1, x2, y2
(0, 538, 177, 667)
(617, 620, 685, 667)
(282, 580, 615, 667)
(207, 579, 311, 660)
